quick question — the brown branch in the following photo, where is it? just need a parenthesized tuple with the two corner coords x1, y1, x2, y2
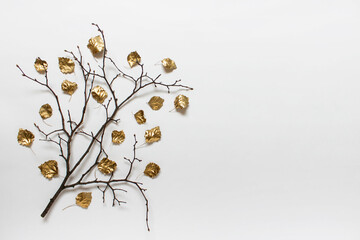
(92, 23, 117, 105)
(17, 65, 70, 137)
(34, 123, 63, 138)
(105, 56, 136, 82)
(18, 23, 192, 231)
(125, 135, 142, 180)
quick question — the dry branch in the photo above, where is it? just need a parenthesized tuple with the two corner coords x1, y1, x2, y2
(17, 23, 192, 231)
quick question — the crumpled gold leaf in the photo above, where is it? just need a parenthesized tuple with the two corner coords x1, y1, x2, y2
(112, 130, 125, 144)
(144, 162, 160, 178)
(98, 158, 117, 175)
(134, 110, 146, 124)
(58, 57, 75, 74)
(174, 94, 189, 110)
(127, 51, 141, 68)
(34, 57, 48, 73)
(76, 192, 92, 208)
(87, 35, 104, 55)
(161, 58, 177, 71)
(145, 126, 161, 143)
(148, 96, 164, 110)
(17, 129, 34, 147)
(61, 80, 78, 95)
(91, 85, 108, 103)
(39, 104, 53, 119)
(38, 160, 58, 179)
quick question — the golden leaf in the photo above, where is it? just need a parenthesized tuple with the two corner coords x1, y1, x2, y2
(174, 94, 189, 110)
(17, 129, 34, 147)
(134, 110, 146, 124)
(58, 57, 75, 74)
(145, 126, 161, 143)
(34, 57, 48, 73)
(161, 58, 177, 71)
(144, 162, 160, 178)
(91, 85, 108, 103)
(76, 192, 92, 208)
(148, 96, 164, 110)
(61, 80, 78, 95)
(87, 35, 104, 55)
(127, 51, 141, 68)
(38, 160, 58, 179)
(112, 130, 125, 144)
(98, 158, 117, 175)
(39, 104, 53, 119)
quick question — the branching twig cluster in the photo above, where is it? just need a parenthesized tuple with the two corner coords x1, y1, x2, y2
(17, 23, 192, 231)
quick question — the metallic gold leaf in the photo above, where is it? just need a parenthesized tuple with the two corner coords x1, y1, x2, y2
(39, 104, 53, 119)
(38, 160, 58, 179)
(76, 192, 92, 208)
(98, 158, 117, 175)
(87, 35, 104, 55)
(34, 57, 48, 73)
(58, 57, 75, 74)
(91, 85, 108, 103)
(161, 58, 177, 71)
(127, 51, 141, 68)
(17, 129, 34, 147)
(112, 130, 125, 144)
(174, 94, 189, 110)
(148, 96, 164, 110)
(61, 80, 78, 95)
(144, 162, 160, 178)
(134, 110, 146, 124)
(145, 126, 161, 143)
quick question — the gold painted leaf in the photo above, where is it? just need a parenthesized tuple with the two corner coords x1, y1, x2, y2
(17, 129, 34, 147)
(134, 110, 146, 124)
(148, 96, 164, 110)
(38, 160, 58, 179)
(127, 51, 141, 68)
(161, 58, 177, 71)
(112, 130, 125, 144)
(98, 158, 117, 175)
(39, 104, 53, 119)
(174, 94, 189, 110)
(58, 57, 75, 74)
(61, 80, 78, 95)
(144, 162, 160, 178)
(76, 192, 92, 208)
(145, 126, 161, 143)
(91, 85, 108, 103)
(34, 57, 48, 73)
(87, 35, 104, 55)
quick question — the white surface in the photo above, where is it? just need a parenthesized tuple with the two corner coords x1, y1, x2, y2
(1, 0, 360, 239)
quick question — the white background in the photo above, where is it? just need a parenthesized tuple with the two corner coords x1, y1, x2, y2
(1, 0, 360, 239)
